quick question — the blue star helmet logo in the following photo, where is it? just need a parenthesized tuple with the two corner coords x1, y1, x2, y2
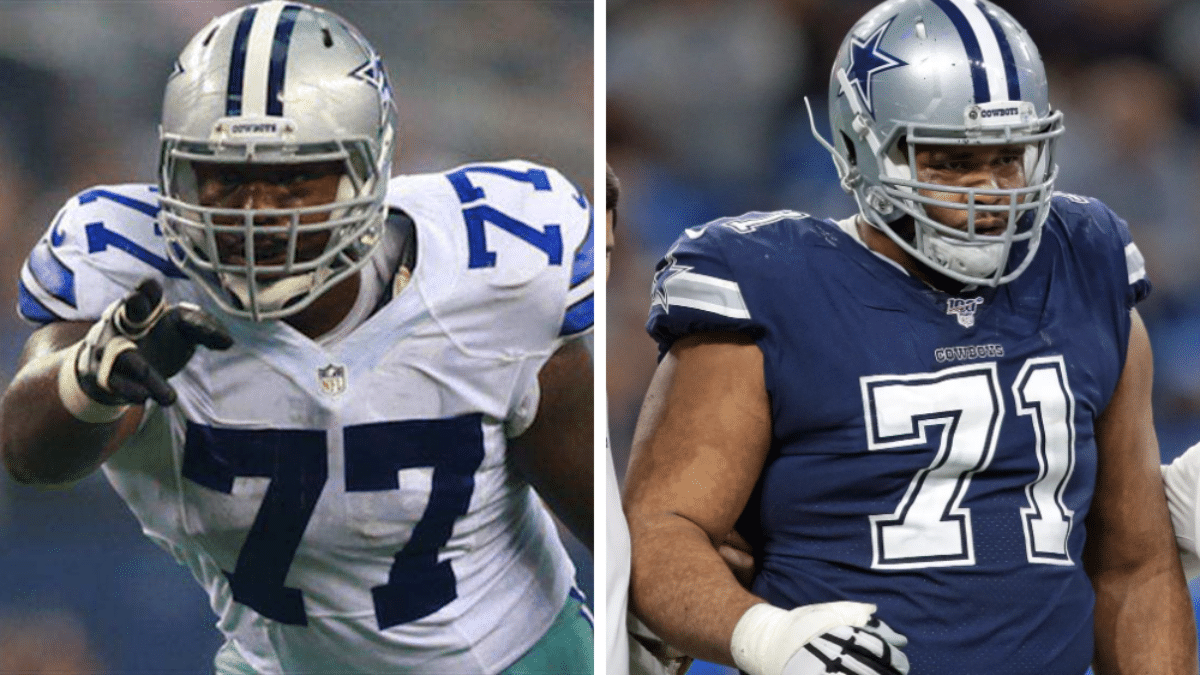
(842, 16, 908, 118)
(350, 55, 393, 104)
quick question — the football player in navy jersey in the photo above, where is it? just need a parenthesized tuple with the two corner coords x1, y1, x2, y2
(622, 1, 1196, 674)
(0, 2, 593, 674)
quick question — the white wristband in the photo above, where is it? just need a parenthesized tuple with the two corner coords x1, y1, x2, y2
(730, 601, 876, 675)
(57, 342, 129, 423)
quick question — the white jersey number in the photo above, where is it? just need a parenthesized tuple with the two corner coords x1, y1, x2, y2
(863, 357, 1076, 569)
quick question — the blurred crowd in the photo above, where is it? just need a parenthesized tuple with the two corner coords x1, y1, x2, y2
(0, 2, 592, 672)
(607, 0, 1200, 481)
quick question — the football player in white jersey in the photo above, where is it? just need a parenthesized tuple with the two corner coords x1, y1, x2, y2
(0, 2, 593, 674)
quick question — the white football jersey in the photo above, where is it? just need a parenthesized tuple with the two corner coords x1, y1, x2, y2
(19, 160, 594, 674)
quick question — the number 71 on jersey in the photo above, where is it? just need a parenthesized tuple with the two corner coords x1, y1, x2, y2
(863, 357, 1076, 569)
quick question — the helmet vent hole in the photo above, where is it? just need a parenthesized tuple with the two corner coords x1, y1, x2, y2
(916, 20, 926, 40)
(322, 28, 333, 48)
(202, 26, 218, 47)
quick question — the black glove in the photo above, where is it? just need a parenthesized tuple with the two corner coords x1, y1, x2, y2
(73, 278, 233, 407)
(781, 619, 909, 675)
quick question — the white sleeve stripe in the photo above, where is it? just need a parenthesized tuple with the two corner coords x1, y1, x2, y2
(675, 270, 741, 291)
(1126, 242, 1146, 285)
(667, 296, 752, 319)
(566, 276, 593, 304)
(19, 264, 78, 318)
(662, 271, 751, 319)
(19, 264, 61, 308)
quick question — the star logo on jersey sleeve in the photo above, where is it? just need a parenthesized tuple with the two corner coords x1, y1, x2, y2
(651, 253, 692, 314)
(842, 16, 907, 118)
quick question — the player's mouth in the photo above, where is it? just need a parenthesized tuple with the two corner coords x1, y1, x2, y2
(974, 223, 1005, 237)
(215, 233, 327, 267)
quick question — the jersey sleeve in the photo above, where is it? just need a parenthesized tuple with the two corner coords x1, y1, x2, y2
(1096, 199, 1152, 308)
(1055, 193, 1151, 309)
(645, 217, 766, 357)
(1162, 446, 1200, 579)
(553, 170, 594, 342)
(18, 184, 182, 325)
(422, 159, 592, 435)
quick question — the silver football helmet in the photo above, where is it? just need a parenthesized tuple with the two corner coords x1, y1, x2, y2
(809, 0, 1064, 286)
(158, 0, 396, 320)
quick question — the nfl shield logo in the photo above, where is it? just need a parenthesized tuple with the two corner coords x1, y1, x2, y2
(946, 297, 985, 328)
(318, 363, 347, 396)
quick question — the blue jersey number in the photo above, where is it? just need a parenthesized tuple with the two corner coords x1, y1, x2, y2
(344, 416, 485, 628)
(181, 414, 486, 628)
(445, 165, 566, 269)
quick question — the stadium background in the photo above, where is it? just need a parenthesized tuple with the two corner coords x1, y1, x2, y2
(607, 0, 1200, 673)
(0, 2, 592, 672)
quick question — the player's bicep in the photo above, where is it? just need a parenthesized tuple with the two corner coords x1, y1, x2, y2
(623, 332, 771, 544)
(1086, 309, 1174, 570)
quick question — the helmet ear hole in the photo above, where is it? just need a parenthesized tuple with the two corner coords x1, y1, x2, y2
(839, 132, 857, 167)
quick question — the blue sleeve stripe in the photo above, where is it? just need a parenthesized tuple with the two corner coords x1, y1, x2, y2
(569, 209, 594, 289)
(26, 242, 76, 307)
(559, 293, 594, 336)
(18, 278, 62, 324)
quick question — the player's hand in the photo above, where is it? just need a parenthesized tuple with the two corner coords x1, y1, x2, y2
(73, 278, 233, 407)
(780, 617, 909, 675)
(732, 602, 909, 675)
(718, 529, 755, 589)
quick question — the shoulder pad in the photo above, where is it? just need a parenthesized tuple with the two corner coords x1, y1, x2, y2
(1048, 192, 1149, 307)
(387, 161, 592, 352)
(646, 211, 809, 354)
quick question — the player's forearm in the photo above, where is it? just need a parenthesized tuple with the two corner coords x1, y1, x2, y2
(1089, 554, 1198, 674)
(1, 348, 135, 485)
(628, 512, 762, 667)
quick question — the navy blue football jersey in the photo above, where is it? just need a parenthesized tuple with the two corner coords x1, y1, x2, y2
(646, 195, 1150, 674)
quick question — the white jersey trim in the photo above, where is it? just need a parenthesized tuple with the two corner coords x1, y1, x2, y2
(1125, 242, 1147, 285)
(662, 270, 750, 319)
